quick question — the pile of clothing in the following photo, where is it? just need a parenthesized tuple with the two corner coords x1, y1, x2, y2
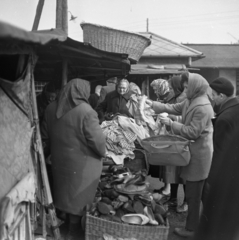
(101, 119, 136, 163)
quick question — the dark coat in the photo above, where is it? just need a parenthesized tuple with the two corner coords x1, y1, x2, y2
(96, 90, 133, 122)
(41, 85, 106, 215)
(88, 93, 99, 109)
(208, 97, 239, 185)
(195, 97, 239, 240)
(98, 85, 116, 104)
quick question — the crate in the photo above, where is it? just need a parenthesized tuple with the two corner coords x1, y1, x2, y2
(85, 213, 169, 240)
(80, 23, 151, 63)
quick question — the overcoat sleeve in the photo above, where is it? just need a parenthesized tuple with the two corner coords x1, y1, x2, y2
(171, 105, 209, 140)
(83, 108, 106, 158)
(152, 101, 184, 115)
(208, 118, 233, 183)
(96, 95, 108, 122)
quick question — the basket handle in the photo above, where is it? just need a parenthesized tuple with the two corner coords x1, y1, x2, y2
(150, 143, 170, 149)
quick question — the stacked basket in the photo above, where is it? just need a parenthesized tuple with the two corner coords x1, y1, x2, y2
(85, 213, 169, 240)
(80, 23, 151, 63)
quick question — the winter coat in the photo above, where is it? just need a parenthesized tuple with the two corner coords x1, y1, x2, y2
(96, 90, 133, 122)
(41, 79, 106, 215)
(152, 74, 214, 181)
(98, 85, 116, 104)
(195, 98, 239, 240)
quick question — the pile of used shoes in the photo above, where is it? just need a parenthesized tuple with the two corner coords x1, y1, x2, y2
(89, 166, 169, 227)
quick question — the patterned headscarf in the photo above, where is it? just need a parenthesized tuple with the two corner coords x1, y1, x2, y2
(150, 79, 169, 97)
(129, 82, 141, 95)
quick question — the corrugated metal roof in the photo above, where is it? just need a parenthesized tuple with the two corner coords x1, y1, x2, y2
(139, 32, 204, 59)
(184, 44, 239, 68)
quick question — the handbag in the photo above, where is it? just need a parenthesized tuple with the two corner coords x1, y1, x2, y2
(140, 134, 191, 166)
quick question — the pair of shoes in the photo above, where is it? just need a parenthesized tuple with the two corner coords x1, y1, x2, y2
(176, 202, 188, 213)
(174, 227, 194, 238)
(164, 198, 177, 209)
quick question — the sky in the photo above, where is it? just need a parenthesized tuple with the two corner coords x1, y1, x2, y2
(0, 0, 239, 44)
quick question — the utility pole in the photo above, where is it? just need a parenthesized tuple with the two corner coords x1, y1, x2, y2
(146, 18, 149, 32)
(56, 0, 68, 86)
(32, 0, 45, 31)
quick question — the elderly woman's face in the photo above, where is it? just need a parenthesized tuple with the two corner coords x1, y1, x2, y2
(117, 82, 128, 95)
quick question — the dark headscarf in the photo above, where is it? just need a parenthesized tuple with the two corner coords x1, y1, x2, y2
(169, 76, 184, 98)
(56, 78, 90, 119)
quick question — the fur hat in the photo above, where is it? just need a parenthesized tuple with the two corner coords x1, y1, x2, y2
(210, 77, 234, 96)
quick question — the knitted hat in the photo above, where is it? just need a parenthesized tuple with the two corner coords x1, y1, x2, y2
(210, 77, 234, 96)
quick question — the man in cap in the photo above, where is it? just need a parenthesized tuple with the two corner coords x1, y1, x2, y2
(97, 77, 118, 104)
(194, 77, 239, 240)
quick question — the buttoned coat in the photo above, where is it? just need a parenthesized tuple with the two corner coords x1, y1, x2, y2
(152, 76, 214, 181)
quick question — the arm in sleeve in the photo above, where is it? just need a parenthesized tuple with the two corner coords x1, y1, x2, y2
(171, 106, 209, 140)
(152, 100, 184, 115)
(83, 108, 106, 158)
(96, 95, 108, 122)
(208, 118, 233, 184)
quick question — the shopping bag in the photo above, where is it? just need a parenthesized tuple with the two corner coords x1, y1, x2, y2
(140, 134, 191, 166)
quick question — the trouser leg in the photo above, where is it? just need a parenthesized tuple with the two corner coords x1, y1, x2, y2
(170, 183, 179, 199)
(185, 180, 205, 231)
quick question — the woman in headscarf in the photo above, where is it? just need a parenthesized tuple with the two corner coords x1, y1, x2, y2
(146, 73, 214, 238)
(160, 76, 188, 212)
(150, 78, 174, 103)
(41, 78, 106, 239)
(96, 78, 133, 122)
(129, 82, 141, 95)
(148, 78, 174, 200)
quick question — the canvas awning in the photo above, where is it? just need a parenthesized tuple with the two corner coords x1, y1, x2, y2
(0, 21, 131, 80)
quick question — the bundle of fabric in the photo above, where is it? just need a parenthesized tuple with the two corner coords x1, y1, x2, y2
(126, 95, 161, 135)
(101, 119, 138, 164)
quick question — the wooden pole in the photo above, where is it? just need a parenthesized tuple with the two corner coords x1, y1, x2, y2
(32, 0, 45, 31)
(56, 0, 63, 29)
(146, 18, 149, 32)
(56, 0, 68, 86)
(62, 0, 68, 35)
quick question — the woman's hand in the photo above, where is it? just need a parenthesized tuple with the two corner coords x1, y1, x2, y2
(160, 117, 173, 126)
(145, 98, 153, 107)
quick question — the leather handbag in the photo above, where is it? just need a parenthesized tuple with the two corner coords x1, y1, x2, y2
(140, 134, 191, 166)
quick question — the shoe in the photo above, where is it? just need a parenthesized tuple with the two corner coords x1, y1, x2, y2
(153, 188, 171, 197)
(174, 227, 194, 238)
(176, 202, 188, 213)
(164, 198, 177, 209)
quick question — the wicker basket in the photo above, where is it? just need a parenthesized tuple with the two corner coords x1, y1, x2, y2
(80, 23, 151, 63)
(85, 213, 169, 240)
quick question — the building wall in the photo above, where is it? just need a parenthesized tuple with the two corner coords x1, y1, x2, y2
(219, 69, 237, 94)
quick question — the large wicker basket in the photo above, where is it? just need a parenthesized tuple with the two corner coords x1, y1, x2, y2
(85, 213, 169, 240)
(80, 23, 151, 63)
